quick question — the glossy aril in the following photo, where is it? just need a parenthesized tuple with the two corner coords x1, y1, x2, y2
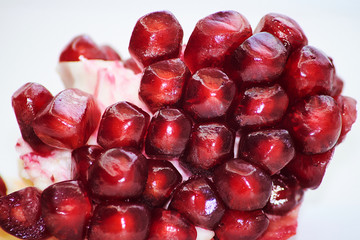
(281, 45, 335, 101)
(100, 45, 122, 60)
(129, 11, 183, 68)
(59, 35, 107, 61)
(97, 101, 150, 149)
(88, 202, 150, 240)
(284, 95, 342, 154)
(0, 176, 6, 196)
(213, 158, 272, 211)
(0, 187, 48, 240)
(139, 58, 191, 113)
(239, 129, 295, 175)
(215, 209, 269, 240)
(254, 13, 308, 52)
(231, 84, 289, 129)
(87, 147, 148, 200)
(330, 75, 344, 98)
(143, 159, 182, 207)
(225, 32, 288, 85)
(183, 68, 236, 120)
(336, 95, 357, 144)
(169, 177, 225, 229)
(32, 88, 101, 150)
(124, 58, 142, 74)
(184, 11, 252, 73)
(148, 208, 197, 240)
(12, 82, 54, 154)
(145, 108, 192, 158)
(41, 180, 92, 240)
(183, 122, 234, 170)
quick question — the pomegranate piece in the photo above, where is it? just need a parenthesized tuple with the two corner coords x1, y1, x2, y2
(12, 82, 54, 154)
(183, 68, 236, 120)
(215, 210, 269, 240)
(264, 174, 304, 215)
(145, 108, 192, 158)
(0, 187, 48, 240)
(213, 159, 272, 211)
(148, 208, 197, 240)
(183, 122, 234, 170)
(284, 95, 342, 154)
(225, 32, 288, 85)
(97, 101, 150, 149)
(230, 84, 289, 129)
(88, 202, 150, 240)
(336, 95, 357, 144)
(100, 45, 122, 60)
(124, 58, 142, 74)
(71, 145, 104, 184)
(32, 88, 101, 149)
(284, 149, 334, 189)
(87, 147, 148, 200)
(41, 180, 92, 240)
(254, 13, 308, 52)
(184, 11, 252, 73)
(129, 11, 183, 68)
(239, 129, 295, 175)
(281, 45, 335, 101)
(0, 176, 6, 196)
(59, 35, 107, 61)
(139, 58, 191, 113)
(143, 160, 182, 207)
(169, 177, 225, 229)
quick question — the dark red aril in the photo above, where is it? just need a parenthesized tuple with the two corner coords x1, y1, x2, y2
(254, 13, 308, 53)
(183, 68, 236, 120)
(87, 147, 148, 200)
(148, 208, 197, 240)
(139, 58, 191, 113)
(213, 158, 272, 211)
(184, 11, 252, 73)
(32, 88, 101, 150)
(215, 209, 269, 240)
(145, 108, 192, 158)
(59, 35, 107, 61)
(100, 45, 122, 61)
(129, 11, 183, 68)
(330, 75, 344, 98)
(124, 58, 143, 74)
(0, 187, 48, 240)
(336, 95, 357, 144)
(12, 82, 54, 154)
(0, 176, 6, 196)
(169, 177, 225, 229)
(284, 95, 342, 154)
(88, 202, 150, 240)
(97, 101, 150, 149)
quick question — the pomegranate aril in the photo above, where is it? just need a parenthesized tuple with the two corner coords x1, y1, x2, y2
(254, 13, 308, 52)
(97, 101, 150, 149)
(215, 209, 269, 240)
(264, 174, 304, 215)
(143, 160, 182, 207)
(230, 84, 289, 129)
(169, 176, 225, 229)
(129, 11, 183, 68)
(213, 158, 272, 211)
(145, 108, 192, 158)
(183, 68, 236, 120)
(336, 95, 357, 144)
(284, 95, 342, 154)
(88, 202, 150, 240)
(330, 75, 344, 98)
(183, 122, 234, 170)
(32, 88, 101, 150)
(59, 35, 107, 61)
(0, 176, 6, 196)
(100, 45, 122, 60)
(0, 187, 48, 240)
(124, 58, 142, 74)
(239, 129, 295, 175)
(148, 208, 197, 240)
(281, 45, 335, 101)
(139, 58, 191, 113)
(225, 32, 288, 85)
(41, 180, 92, 240)
(184, 10, 252, 73)
(12, 82, 54, 154)
(87, 147, 148, 200)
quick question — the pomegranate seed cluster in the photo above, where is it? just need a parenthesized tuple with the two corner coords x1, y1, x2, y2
(1, 10, 357, 240)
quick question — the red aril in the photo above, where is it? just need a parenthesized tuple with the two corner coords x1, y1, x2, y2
(100, 45, 122, 60)
(0, 176, 6, 196)
(331, 75, 344, 98)
(336, 95, 357, 144)
(124, 58, 142, 74)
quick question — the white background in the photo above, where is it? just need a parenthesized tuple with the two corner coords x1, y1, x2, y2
(0, 0, 359, 239)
